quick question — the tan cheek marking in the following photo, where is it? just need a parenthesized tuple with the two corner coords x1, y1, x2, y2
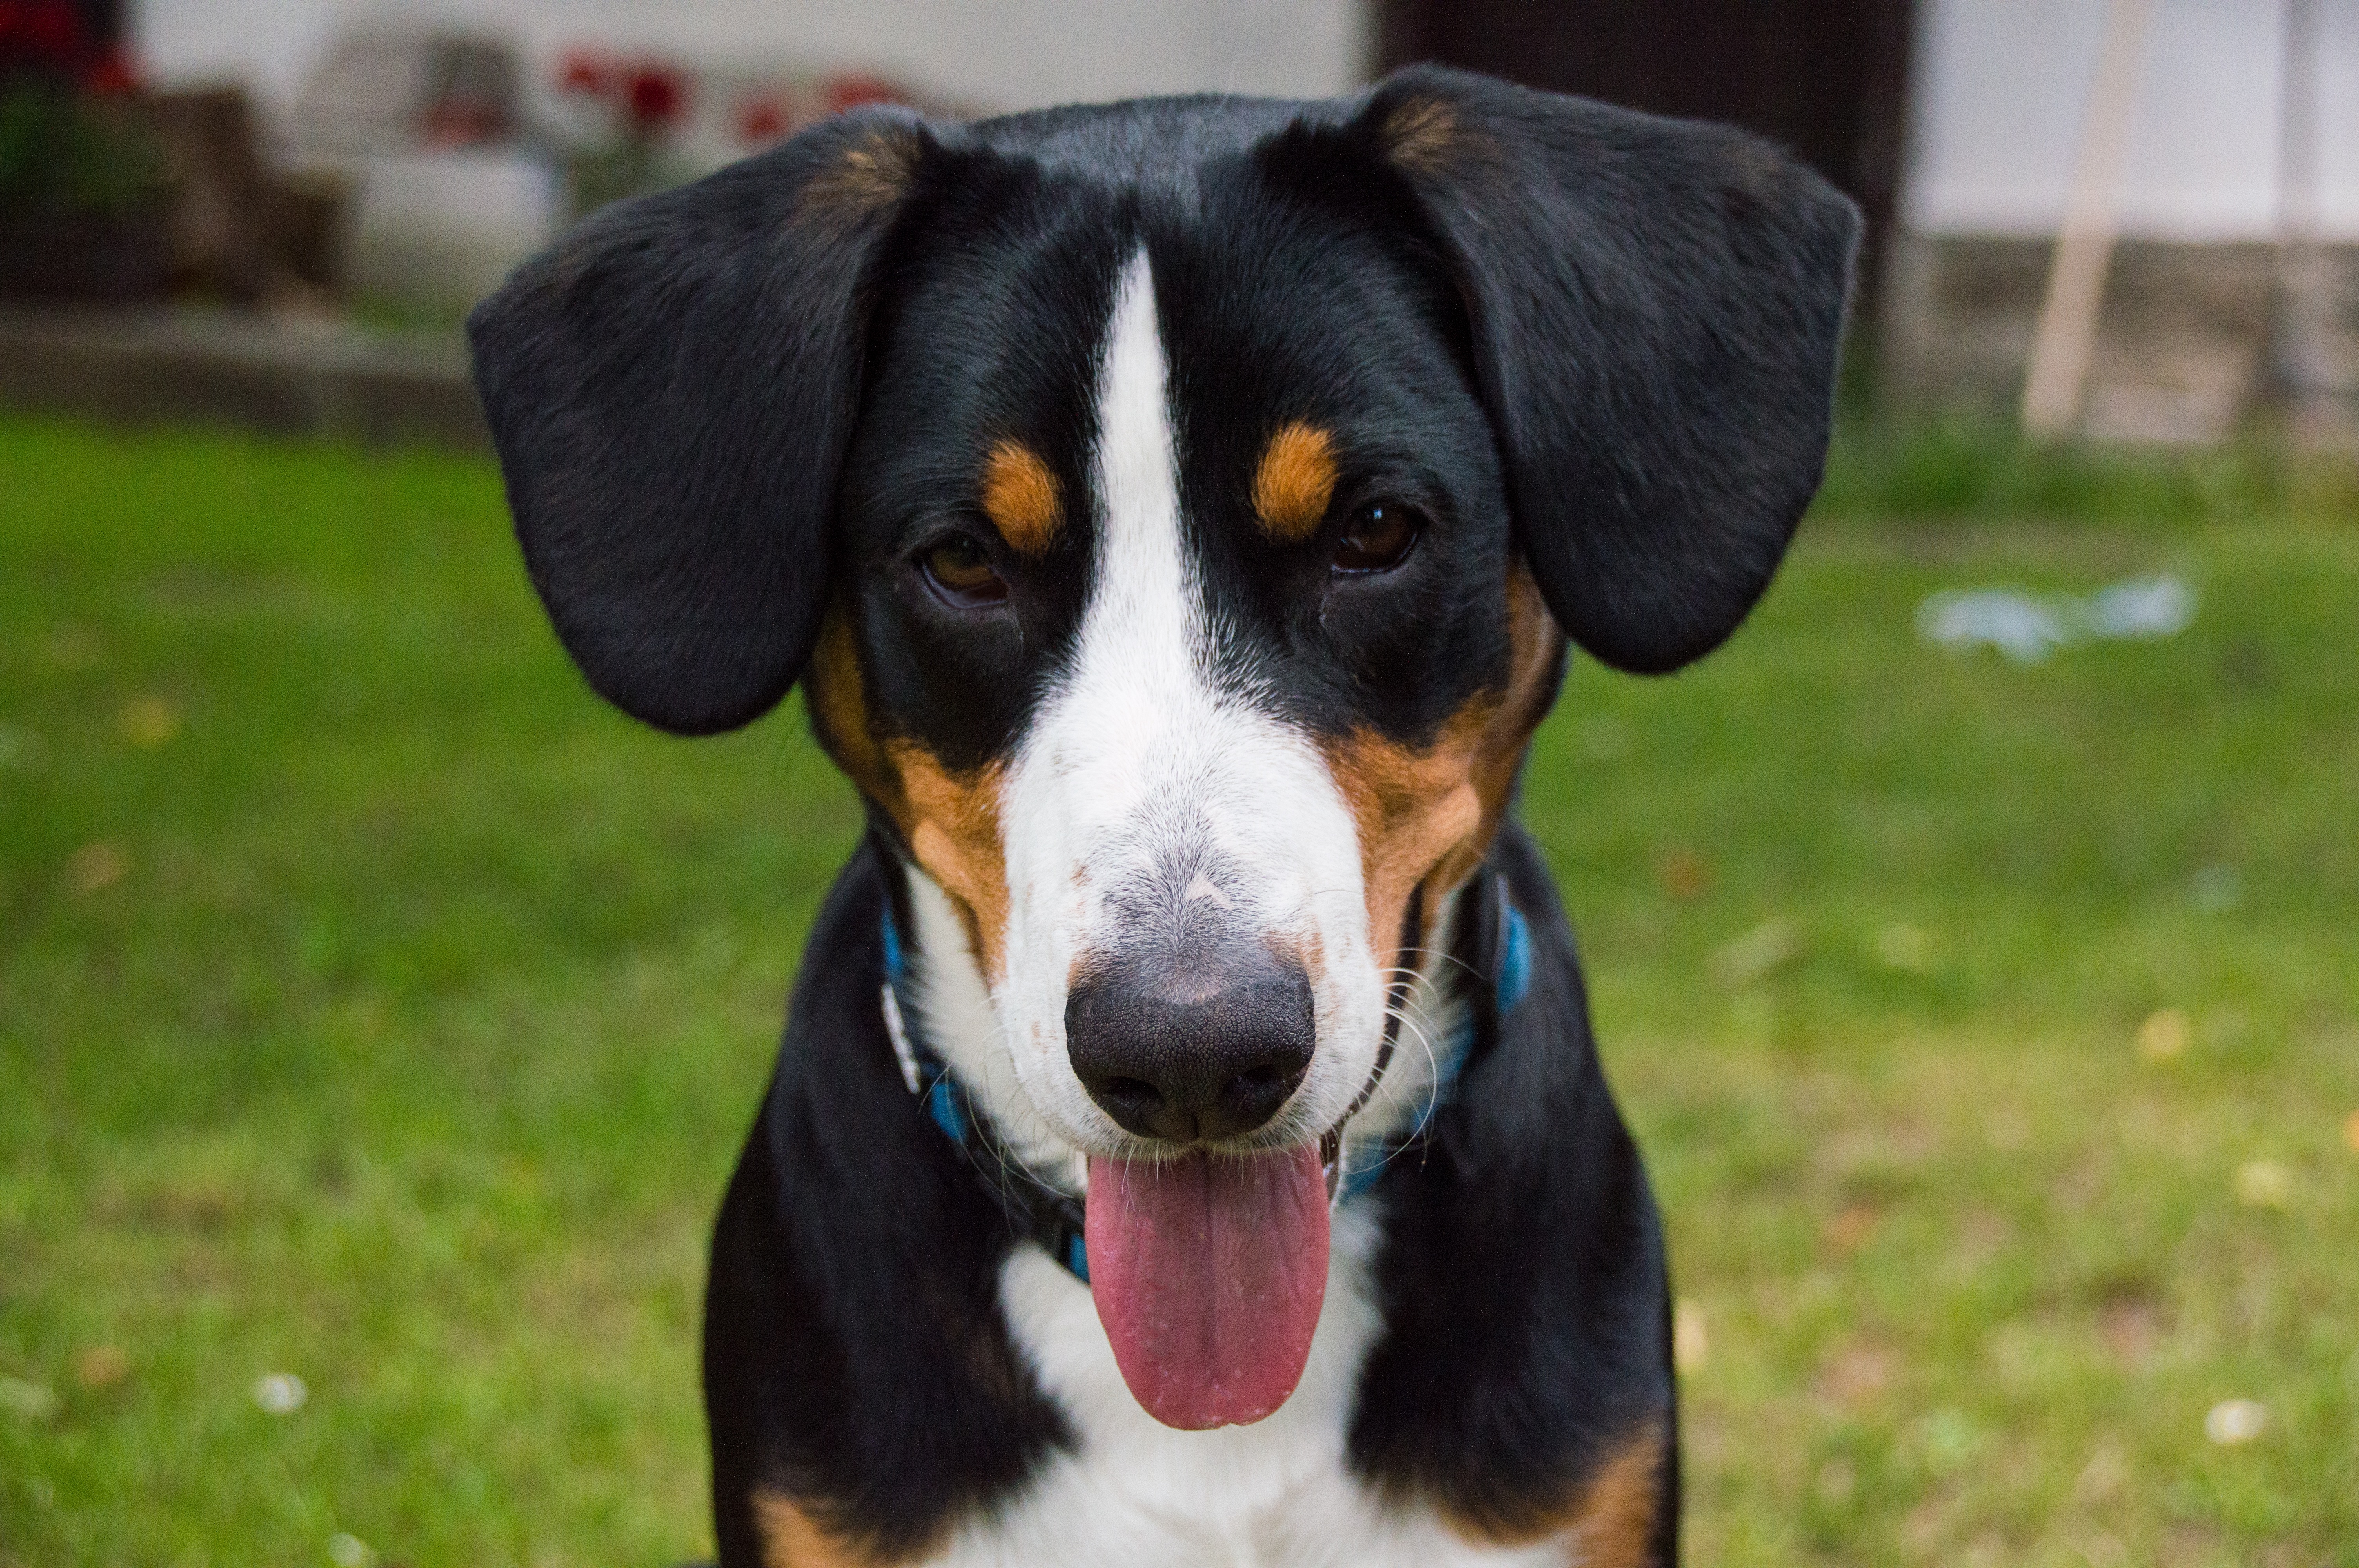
(805, 607, 895, 807)
(889, 744, 1010, 982)
(1325, 563, 1566, 962)
(1422, 563, 1562, 906)
(980, 440, 1062, 555)
(752, 1489, 895, 1568)
(803, 608, 1012, 981)
(1323, 715, 1487, 969)
(1251, 422, 1339, 544)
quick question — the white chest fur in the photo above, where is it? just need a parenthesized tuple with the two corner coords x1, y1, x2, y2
(908, 1204, 1561, 1568)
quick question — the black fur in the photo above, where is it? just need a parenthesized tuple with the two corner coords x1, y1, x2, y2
(468, 107, 925, 736)
(703, 843, 1069, 1562)
(1351, 66, 1859, 675)
(1349, 824, 1678, 1542)
(469, 65, 1854, 1565)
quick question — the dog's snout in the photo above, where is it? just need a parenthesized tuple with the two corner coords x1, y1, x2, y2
(1065, 946, 1316, 1144)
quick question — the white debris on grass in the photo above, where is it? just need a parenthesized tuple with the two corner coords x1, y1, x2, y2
(252, 1372, 309, 1414)
(1672, 1298, 1709, 1375)
(1917, 573, 2197, 663)
(2085, 575, 2199, 639)
(2234, 1160, 2294, 1209)
(328, 1531, 376, 1568)
(2204, 1398, 2267, 1445)
(1709, 918, 1805, 989)
(2135, 1007, 2191, 1063)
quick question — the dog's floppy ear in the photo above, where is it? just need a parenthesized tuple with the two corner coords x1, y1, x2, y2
(1353, 67, 1858, 674)
(468, 109, 926, 734)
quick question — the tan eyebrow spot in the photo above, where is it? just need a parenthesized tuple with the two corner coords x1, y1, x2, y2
(980, 440, 1062, 555)
(1381, 94, 1458, 174)
(1251, 422, 1339, 543)
(800, 124, 923, 228)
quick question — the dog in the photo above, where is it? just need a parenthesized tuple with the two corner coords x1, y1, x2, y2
(468, 64, 1854, 1568)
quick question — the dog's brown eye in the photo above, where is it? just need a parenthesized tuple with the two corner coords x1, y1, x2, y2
(1332, 502, 1419, 574)
(923, 535, 1009, 606)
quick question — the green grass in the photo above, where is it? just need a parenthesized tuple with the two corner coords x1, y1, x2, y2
(2, 416, 2354, 1567)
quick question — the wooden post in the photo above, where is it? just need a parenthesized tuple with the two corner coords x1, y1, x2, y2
(2266, 0, 2329, 405)
(2021, 0, 2154, 440)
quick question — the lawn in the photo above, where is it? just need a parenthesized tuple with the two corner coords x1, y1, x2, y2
(2, 416, 2354, 1567)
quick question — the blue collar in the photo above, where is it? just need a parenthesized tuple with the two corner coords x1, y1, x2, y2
(879, 871, 1531, 1283)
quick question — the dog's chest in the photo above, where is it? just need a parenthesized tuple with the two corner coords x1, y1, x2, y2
(920, 1208, 1558, 1568)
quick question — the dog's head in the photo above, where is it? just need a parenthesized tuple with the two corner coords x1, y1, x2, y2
(473, 66, 1853, 1423)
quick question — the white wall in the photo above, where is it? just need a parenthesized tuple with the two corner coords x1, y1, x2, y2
(133, 0, 1373, 120)
(1906, 0, 2359, 240)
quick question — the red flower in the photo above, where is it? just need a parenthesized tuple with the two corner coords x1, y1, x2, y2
(736, 94, 787, 145)
(625, 65, 684, 130)
(557, 49, 611, 97)
(82, 44, 137, 95)
(0, 0, 89, 67)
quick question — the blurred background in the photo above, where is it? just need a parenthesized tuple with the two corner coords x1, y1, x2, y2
(2, 0, 2357, 438)
(2, 4, 2355, 1566)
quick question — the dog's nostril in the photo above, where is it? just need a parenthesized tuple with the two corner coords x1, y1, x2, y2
(1218, 1056, 1308, 1127)
(1066, 945, 1317, 1145)
(1103, 1076, 1165, 1111)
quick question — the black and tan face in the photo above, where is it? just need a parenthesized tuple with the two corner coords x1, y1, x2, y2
(470, 68, 1856, 1428)
(802, 147, 1566, 1172)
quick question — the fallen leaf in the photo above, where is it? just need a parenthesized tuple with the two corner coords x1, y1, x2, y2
(75, 1345, 130, 1390)
(2203, 1397, 2265, 1445)
(2074, 1440, 2130, 1505)
(65, 840, 129, 896)
(1825, 1203, 1879, 1252)
(2234, 1160, 2292, 1209)
(1710, 918, 1803, 988)
(1812, 1456, 1857, 1506)
(1820, 1341, 1897, 1407)
(2343, 1109, 2359, 1156)
(1672, 1298, 1708, 1374)
(1659, 849, 1713, 901)
(118, 695, 181, 748)
(2097, 1297, 2162, 1369)
(2135, 1008, 2190, 1063)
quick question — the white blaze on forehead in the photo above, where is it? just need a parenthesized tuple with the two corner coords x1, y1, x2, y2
(977, 249, 1385, 1156)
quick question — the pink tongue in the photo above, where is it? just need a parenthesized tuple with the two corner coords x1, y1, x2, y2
(1084, 1146, 1330, 1430)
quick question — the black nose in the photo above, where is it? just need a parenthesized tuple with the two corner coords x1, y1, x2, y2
(1065, 945, 1316, 1144)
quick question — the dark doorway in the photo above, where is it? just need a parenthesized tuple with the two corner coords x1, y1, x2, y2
(71, 0, 125, 49)
(1377, 0, 1913, 303)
